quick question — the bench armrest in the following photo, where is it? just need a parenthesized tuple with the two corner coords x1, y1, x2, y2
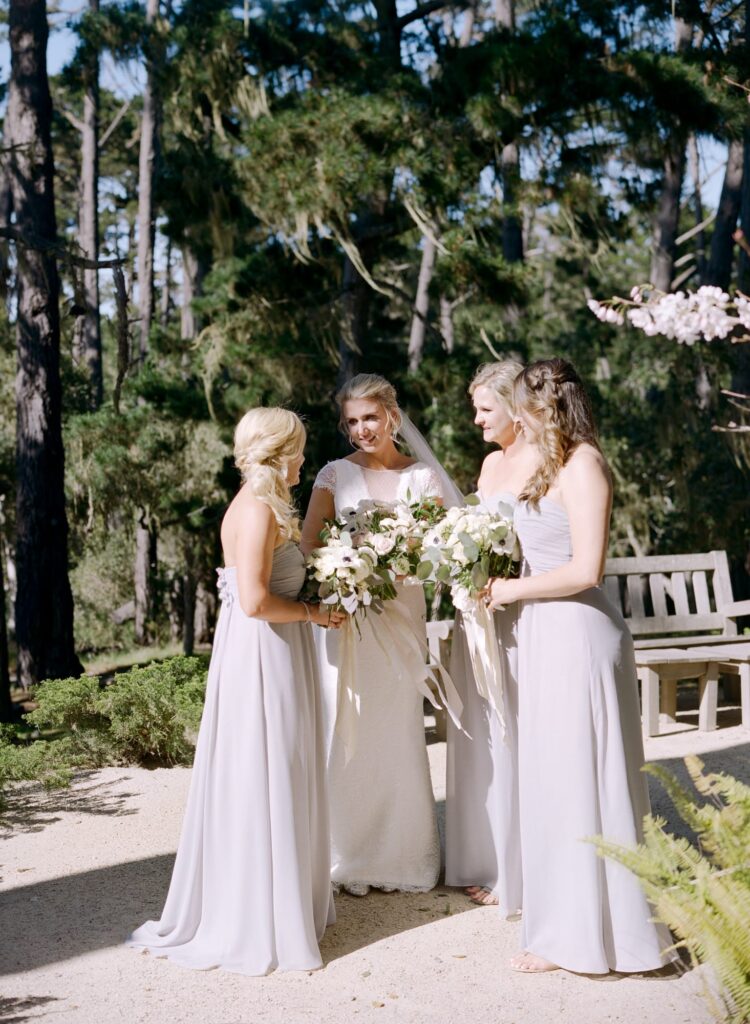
(721, 600, 750, 619)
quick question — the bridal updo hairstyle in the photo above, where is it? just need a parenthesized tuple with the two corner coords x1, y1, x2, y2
(335, 373, 403, 441)
(514, 358, 600, 508)
(469, 359, 525, 412)
(233, 407, 306, 540)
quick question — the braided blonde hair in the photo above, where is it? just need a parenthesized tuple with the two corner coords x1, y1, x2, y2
(234, 407, 306, 540)
(335, 373, 402, 440)
(514, 358, 600, 508)
(469, 360, 524, 412)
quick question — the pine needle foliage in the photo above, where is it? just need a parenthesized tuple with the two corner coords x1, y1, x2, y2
(593, 757, 750, 1023)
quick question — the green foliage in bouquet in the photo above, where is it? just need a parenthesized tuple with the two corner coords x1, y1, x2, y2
(592, 757, 750, 1023)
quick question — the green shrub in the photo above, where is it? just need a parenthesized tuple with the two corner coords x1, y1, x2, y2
(26, 655, 208, 768)
(593, 756, 750, 1023)
(0, 727, 77, 811)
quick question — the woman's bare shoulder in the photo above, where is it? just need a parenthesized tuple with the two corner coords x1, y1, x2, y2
(562, 444, 611, 489)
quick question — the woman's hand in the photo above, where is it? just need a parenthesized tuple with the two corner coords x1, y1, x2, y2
(307, 603, 347, 629)
(484, 576, 522, 611)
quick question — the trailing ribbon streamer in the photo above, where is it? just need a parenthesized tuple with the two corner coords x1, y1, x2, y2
(459, 601, 507, 740)
(334, 599, 464, 764)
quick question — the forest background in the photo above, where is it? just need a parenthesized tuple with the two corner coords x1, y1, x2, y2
(2, 0, 750, 709)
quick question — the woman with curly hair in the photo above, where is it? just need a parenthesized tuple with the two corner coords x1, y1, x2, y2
(485, 359, 673, 975)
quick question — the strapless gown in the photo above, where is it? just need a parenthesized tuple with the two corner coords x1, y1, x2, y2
(127, 542, 335, 975)
(515, 499, 673, 974)
(445, 491, 522, 917)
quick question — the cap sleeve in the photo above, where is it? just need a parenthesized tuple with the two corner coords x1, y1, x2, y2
(313, 462, 337, 495)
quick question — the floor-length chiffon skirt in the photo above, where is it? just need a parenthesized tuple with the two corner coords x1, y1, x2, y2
(127, 558, 334, 975)
(445, 607, 522, 916)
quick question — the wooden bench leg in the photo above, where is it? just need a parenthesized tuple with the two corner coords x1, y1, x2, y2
(740, 663, 750, 732)
(639, 666, 660, 737)
(660, 680, 677, 722)
(698, 662, 719, 732)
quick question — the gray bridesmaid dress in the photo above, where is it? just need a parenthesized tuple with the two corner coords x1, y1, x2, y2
(515, 498, 673, 974)
(127, 542, 335, 975)
(445, 492, 522, 917)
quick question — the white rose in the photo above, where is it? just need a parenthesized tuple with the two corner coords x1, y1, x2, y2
(372, 534, 396, 555)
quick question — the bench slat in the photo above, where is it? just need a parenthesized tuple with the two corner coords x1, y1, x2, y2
(605, 553, 719, 574)
(671, 572, 690, 615)
(649, 573, 669, 617)
(626, 575, 646, 619)
(603, 576, 621, 611)
(627, 613, 726, 635)
(692, 571, 711, 614)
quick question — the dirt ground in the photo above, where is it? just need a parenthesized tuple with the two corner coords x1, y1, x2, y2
(1, 713, 747, 1024)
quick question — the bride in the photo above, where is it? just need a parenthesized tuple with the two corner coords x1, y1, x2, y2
(301, 373, 445, 895)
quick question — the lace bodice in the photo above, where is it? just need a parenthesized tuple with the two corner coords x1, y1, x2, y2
(314, 458, 443, 515)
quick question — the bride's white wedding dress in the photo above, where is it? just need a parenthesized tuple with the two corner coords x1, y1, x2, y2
(312, 457, 442, 893)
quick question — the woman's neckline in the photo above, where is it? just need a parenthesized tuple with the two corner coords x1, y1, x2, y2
(478, 488, 566, 513)
(345, 457, 422, 474)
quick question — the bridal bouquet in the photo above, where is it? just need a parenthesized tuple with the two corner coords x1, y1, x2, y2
(416, 496, 520, 736)
(306, 519, 396, 617)
(345, 495, 447, 580)
(416, 496, 520, 606)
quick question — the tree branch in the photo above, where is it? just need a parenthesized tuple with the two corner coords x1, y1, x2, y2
(0, 226, 125, 269)
(397, 0, 470, 30)
(100, 98, 132, 150)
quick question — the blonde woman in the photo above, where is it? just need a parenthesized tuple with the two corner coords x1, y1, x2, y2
(485, 360, 673, 974)
(301, 374, 444, 896)
(445, 359, 535, 914)
(128, 408, 343, 975)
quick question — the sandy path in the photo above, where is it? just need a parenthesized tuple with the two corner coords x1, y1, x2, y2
(2, 723, 747, 1024)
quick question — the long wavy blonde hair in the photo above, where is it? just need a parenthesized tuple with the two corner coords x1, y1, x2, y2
(469, 359, 525, 412)
(514, 358, 600, 507)
(234, 407, 306, 540)
(335, 373, 402, 440)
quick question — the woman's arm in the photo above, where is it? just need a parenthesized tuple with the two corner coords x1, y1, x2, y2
(487, 449, 612, 606)
(300, 486, 335, 557)
(236, 498, 344, 627)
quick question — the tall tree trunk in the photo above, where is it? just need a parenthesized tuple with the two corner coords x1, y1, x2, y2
(337, 252, 371, 387)
(440, 296, 455, 353)
(407, 235, 437, 373)
(687, 134, 706, 282)
(8, 0, 82, 687)
(0, 136, 12, 301)
(182, 543, 196, 656)
(650, 18, 692, 292)
(180, 244, 207, 341)
(0, 526, 12, 722)
(136, 0, 160, 364)
(160, 234, 171, 328)
(706, 138, 743, 289)
(495, 0, 523, 263)
(133, 509, 157, 645)
(133, 0, 161, 642)
(73, 0, 102, 409)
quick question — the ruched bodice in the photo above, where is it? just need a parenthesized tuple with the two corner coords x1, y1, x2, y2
(218, 542, 306, 602)
(514, 498, 572, 575)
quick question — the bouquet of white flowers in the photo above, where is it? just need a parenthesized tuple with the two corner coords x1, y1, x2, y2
(416, 496, 520, 606)
(416, 496, 520, 736)
(307, 517, 396, 617)
(343, 494, 447, 581)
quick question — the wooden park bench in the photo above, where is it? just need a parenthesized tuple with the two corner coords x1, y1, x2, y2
(426, 550, 750, 738)
(602, 551, 750, 736)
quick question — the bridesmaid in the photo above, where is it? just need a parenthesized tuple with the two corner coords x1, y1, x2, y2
(128, 408, 343, 975)
(445, 360, 532, 915)
(486, 359, 674, 975)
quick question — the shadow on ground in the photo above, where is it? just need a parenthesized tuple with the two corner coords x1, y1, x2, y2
(0, 854, 175, 976)
(321, 886, 479, 965)
(0, 996, 61, 1023)
(0, 773, 138, 838)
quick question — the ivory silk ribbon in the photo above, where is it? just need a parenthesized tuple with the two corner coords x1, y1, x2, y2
(459, 601, 507, 740)
(334, 601, 464, 765)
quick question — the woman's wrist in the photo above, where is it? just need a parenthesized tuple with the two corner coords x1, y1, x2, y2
(300, 601, 312, 623)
